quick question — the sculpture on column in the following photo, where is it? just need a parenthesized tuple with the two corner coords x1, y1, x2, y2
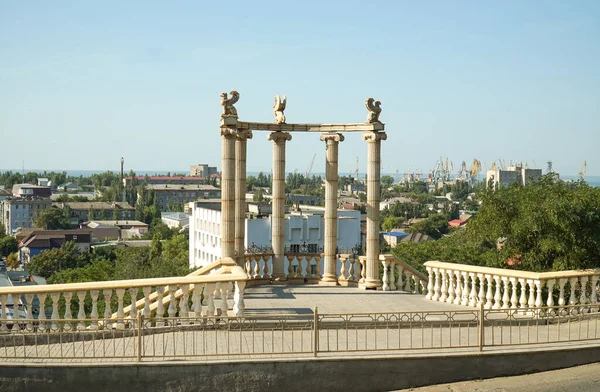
(220, 91, 240, 117)
(273, 95, 287, 124)
(365, 97, 382, 123)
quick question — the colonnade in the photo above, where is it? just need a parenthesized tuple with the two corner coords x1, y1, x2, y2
(219, 92, 386, 289)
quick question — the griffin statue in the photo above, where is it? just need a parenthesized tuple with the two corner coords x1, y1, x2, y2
(273, 95, 287, 124)
(220, 91, 240, 117)
(365, 98, 382, 123)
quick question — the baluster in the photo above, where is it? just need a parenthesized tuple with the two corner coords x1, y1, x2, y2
(447, 270, 455, 303)
(461, 272, 470, 306)
(518, 279, 527, 309)
(348, 258, 356, 282)
(485, 274, 494, 309)
(534, 280, 543, 312)
(468, 273, 478, 307)
(142, 286, 151, 319)
(340, 256, 348, 281)
(179, 285, 190, 319)
(234, 281, 246, 316)
(453, 271, 462, 305)
(220, 284, 228, 315)
(509, 278, 518, 310)
(527, 279, 535, 309)
(89, 290, 99, 330)
(382, 260, 390, 291)
(155, 286, 165, 320)
(115, 288, 126, 330)
(192, 284, 203, 318)
(546, 279, 556, 315)
(500, 277, 510, 309)
(425, 267, 433, 300)
(439, 269, 448, 302)
(359, 258, 365, 282)
(287, 256, 293, 278)
(128, 288, 138, 328)
(388, 263, 396, 290)
(591, 275, 599, 312)
(412, 275, 420, 294)
(492, 276, 502, 309)
(568, 277, 578, 306)
(205, 283, 216, 316)
(167, 285, 178, 319)
(260, 256, 267, 278)
(245, 258, 252, 277)
(301, 256, 308, 278)
(405, 271, 413, 293)
(24, 293, 34, 332)
(0, 294, 7, 331)
(37, 293, 48, 331)
(315, 256, 322, 278)
(63, 292, 74, 331)
(432, 268, 440, 300)
(76, 291, 87, 331)
(102, 290, 113, 330)
(477, 273, 486, 307)
(558, 278, 567, 309)
(254, 257, 260, 279)
(267, 255, 274, 278)
(580, 276, 589, 306)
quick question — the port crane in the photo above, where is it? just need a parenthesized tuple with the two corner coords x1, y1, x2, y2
(579, 160, 587, 180)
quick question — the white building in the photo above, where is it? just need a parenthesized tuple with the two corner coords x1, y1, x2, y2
(161, 212, 190, 229)
(189, 200, 361, 269)
(486, 166, 542, 189)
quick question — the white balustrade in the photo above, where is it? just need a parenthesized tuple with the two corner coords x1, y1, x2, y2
(379, 255, 427, 294)
(0, 257, 248, 333)
(422, 261, 600, 313)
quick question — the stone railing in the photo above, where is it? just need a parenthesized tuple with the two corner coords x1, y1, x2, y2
(380, 255, 428, 293)
(245, 253, 324, 284)
(119, 258, 239, 319)
(424, 261, 600, 311)
(0, 258, 248, 332)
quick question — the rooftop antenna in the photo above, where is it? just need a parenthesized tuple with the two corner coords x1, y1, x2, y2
(120, 157, 125, 202)
(546, 161, 553, 174)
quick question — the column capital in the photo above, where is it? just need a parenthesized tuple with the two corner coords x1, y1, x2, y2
(267, 131, 292, 143)
(320, 132, 345, 143)
(236, 130, 253, 141)
(362, 131, 387, 142)
(220, 128, 237, 138)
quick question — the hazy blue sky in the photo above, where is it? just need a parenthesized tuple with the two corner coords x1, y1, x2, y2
(1, 1, 598, 176)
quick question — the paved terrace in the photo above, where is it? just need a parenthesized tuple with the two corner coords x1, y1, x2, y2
(243, 284, 458, 315)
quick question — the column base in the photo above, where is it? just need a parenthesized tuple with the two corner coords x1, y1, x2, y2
(271, 274, 288, 284)
(358, 278, 382, 290)
(319, 273, 339, 286)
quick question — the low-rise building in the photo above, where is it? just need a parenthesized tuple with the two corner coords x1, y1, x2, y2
(486, 166, 543, 189)
(0, 197, 53, 235)
(11, 183, 51, 198)
(161, 212, 190, 229)
(189, 200, 361, 268)
(123, 176, 208, 187)
(19, 229, 93, 263)
(52, 201, 135, 225)
(86, 220, 149, 239)
(141, 184, 221, 211)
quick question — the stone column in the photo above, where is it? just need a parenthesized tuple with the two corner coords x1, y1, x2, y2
(267, 131, 292, 281)
(360, 131, 387, 290)
(235, 130, 253, 266)
(319, 133, 344, 285)
(220, 124, 237, 259)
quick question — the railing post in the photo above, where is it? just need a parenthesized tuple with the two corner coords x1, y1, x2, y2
(313, 307, 319, 357)
(478, 302, 485, 352)
(137, 312, 143, 362)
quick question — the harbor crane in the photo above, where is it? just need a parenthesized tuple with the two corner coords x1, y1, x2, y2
(579, 160, 587, 180)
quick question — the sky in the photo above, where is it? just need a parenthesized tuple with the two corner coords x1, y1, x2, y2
(1, 1, 599, 176)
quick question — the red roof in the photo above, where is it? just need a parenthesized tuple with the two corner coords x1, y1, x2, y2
(448, 219, 468, 227)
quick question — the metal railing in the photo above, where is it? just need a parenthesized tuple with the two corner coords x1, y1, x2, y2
(3, 304, 600, 362)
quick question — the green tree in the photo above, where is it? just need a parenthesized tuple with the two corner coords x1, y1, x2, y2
(381, 175, 394, 189)
(382, 216, 405, 232)
(408, 214, 450, 240)
(6, 252, 20, 269)
(0, 236, 18, 257)
(34, 208, 70, 230)
(28, 241, 89, 278)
